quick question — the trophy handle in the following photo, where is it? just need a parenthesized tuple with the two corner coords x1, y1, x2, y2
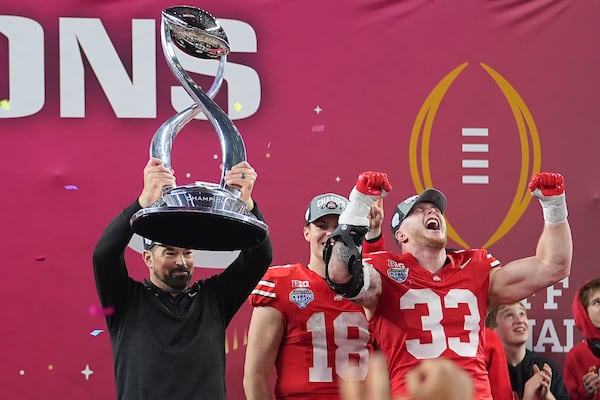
(149, 54, 225, 177)
(153, 7, 246, 194)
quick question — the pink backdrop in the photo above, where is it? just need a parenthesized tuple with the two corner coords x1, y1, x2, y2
(2, 0, 599, 398)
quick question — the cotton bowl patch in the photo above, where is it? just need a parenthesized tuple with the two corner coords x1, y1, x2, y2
(289, 288, 314, 309)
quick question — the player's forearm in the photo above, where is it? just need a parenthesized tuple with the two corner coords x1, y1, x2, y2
(243, 377, 273, 400)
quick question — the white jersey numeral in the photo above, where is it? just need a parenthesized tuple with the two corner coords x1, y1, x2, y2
(401, 288, 480, 359)
(306, 311, 370, 382)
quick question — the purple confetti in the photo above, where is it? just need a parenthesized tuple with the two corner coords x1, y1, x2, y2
(64, 185, 79, 190)
(312, 125, 325, 133)
(88, 304, 115, 317)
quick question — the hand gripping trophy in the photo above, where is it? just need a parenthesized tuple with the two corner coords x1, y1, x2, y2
(130, 6, 268, 251)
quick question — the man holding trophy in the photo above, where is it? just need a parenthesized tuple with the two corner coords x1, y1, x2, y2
(93, 158, 272, 400)
(93, 6, 272, 400)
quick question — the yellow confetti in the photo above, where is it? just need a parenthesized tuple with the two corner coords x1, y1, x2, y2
(233, 102, 242, 112)
(0, 99, 10, 110)
(48, 365, 54, 371)
(265, 152, 271, 158)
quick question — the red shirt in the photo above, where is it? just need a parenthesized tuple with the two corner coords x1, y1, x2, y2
(364, 249, 499, 399)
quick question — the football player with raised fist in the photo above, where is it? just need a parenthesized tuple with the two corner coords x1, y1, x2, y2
(325, 171, 572, 400)
(244, 192, 385, 400)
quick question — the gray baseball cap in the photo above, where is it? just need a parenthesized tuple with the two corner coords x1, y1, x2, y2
(305, 193, 348, 224)
(390, 188, 447, 235)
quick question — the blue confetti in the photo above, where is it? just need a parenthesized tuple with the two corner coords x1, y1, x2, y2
(90, 329, 104, 336)
(64, 185, 79, 190)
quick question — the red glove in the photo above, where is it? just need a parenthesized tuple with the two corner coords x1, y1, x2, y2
(356, 171, 392, 197)
(528, 172, 568, 224)
(529, 172, 565, 198)
(340, 172, 392, 227)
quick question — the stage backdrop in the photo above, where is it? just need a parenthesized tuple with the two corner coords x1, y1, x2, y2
(2, 0, 599, 398)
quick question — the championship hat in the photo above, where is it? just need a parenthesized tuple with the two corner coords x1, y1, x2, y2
(305, 193, 348, 224)
(390, 188, 447, 235)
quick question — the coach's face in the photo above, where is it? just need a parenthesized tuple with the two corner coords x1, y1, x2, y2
(143, 245, 194, 294)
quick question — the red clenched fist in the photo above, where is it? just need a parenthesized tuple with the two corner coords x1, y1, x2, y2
(529, 172, 565, 197)
(356, 171, 392, 196)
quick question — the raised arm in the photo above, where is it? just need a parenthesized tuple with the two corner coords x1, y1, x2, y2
(93, 158, 176, 320)
(324, 172, 390, 311)
(489, 172, 572, 305)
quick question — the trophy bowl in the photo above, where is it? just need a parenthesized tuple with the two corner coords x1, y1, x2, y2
(132, 184, 268, 251)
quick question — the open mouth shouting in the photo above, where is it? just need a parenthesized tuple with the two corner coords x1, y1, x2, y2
(425, 216, 441, 231)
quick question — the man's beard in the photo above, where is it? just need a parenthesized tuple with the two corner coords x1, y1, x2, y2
(159, 265, 191, 291)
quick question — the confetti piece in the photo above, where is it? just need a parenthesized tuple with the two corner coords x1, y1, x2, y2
(35, 256, 46, 262)
(0, 99, 10, 110)
(265, 153, 271, 159)
(19, 370, 25, 376)
(81, 364, 94, 380)
(48, 365, 54, 371)
(64, 185, 78, 190)
(314, 105, 322, 114)
(312, 125, 325, 133)
(185, 172, 191, 178)
(335, 176, 341, 183)
(213, 154, 219, 160)
(90, 329, 104, 336)
(233, 102, 242, 112)
(88, 304, 115, 317)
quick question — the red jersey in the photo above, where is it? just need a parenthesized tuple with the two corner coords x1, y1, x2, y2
(364, 249, 500, 399)
(249, 263, 372, 399)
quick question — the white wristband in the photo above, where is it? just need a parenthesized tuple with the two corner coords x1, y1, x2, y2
(338, 188, 373, 226)
(538, 193, 568, 224)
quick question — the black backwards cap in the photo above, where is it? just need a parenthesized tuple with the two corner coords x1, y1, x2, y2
(305, 193, 348, 224)
(390, 188, 447, 235)
(143, 237, 162, 250)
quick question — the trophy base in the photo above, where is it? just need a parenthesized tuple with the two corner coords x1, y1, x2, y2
(130, 183, 268, 251)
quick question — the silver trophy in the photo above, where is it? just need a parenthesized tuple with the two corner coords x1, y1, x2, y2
(130, 6, 268, 251)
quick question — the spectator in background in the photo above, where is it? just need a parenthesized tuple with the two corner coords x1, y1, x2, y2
(486, 302, 569, 400)
(565, 278, 600, 399)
